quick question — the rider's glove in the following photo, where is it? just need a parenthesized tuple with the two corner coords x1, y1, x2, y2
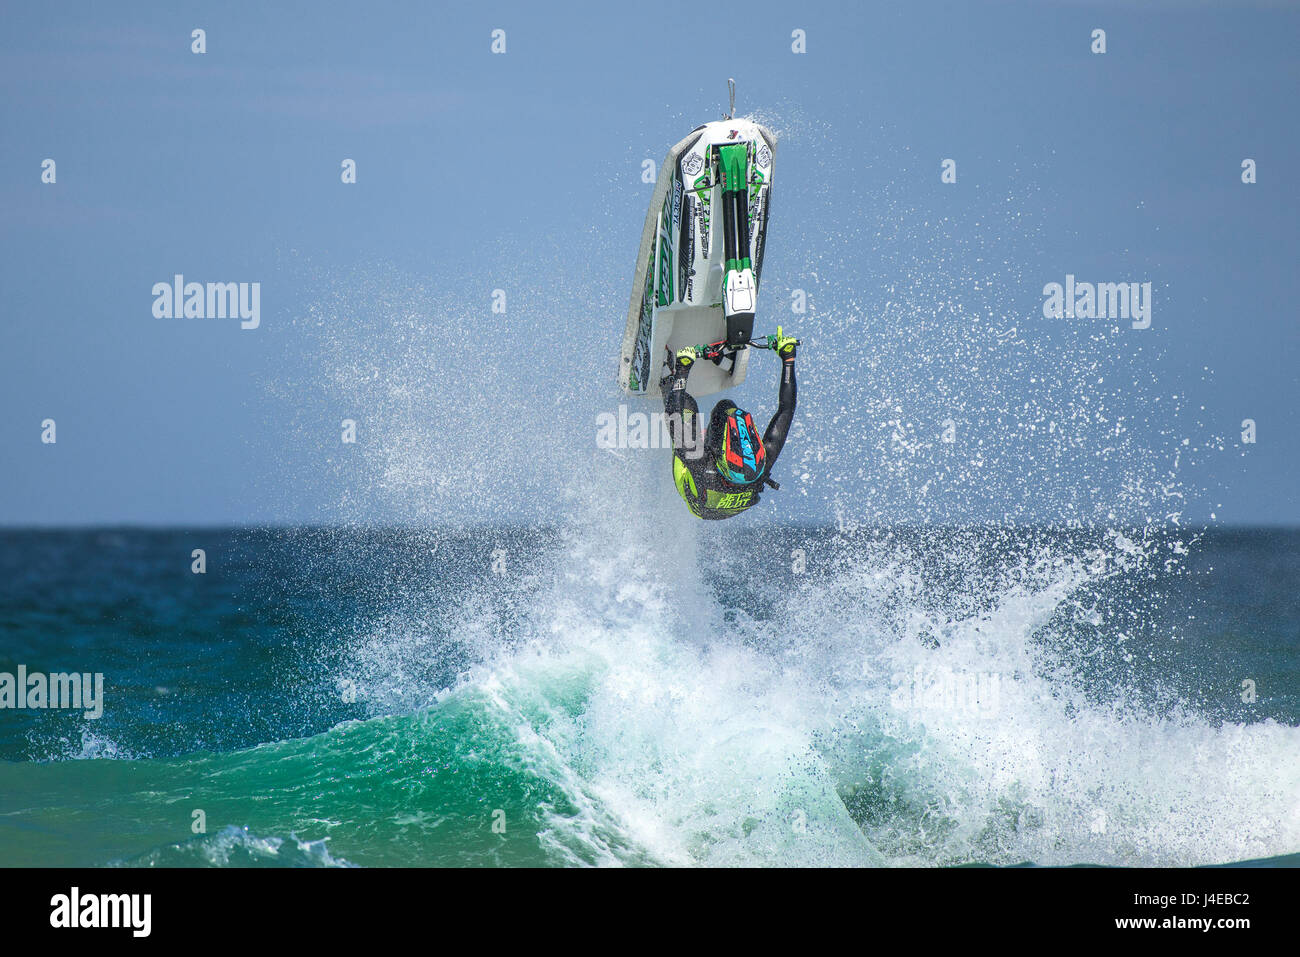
(775, 326, 797, 360)
(675, 347, 696, 371)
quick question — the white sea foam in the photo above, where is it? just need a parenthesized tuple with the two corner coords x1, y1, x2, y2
(334, 481, 1300, 867)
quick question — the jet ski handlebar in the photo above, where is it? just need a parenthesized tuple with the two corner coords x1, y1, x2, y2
(685, 334, 800, 361)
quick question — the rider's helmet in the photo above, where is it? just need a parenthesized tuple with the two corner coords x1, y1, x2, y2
(709, 401, 766, 485)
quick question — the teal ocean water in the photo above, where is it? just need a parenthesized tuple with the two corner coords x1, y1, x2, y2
(1, 521, 1297, 867)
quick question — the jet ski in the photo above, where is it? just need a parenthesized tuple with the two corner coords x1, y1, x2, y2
(619, 81, 777, 399)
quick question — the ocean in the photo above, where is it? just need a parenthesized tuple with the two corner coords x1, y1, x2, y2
(0, 521, 1296, 867)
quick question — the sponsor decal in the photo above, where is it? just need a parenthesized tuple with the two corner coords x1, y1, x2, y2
(756, 144, 771, 168)
(631, 251, 655, 389)
(656, 235, 674, 306)
(682, 152, 704, 176)
(656, 194, 674, 306)
(714, 490, 754, 510)
(694, 174, 711, 259)
(681, 195, 697, 302)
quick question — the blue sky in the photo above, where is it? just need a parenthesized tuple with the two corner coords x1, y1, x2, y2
(1, 1, 1296, 525)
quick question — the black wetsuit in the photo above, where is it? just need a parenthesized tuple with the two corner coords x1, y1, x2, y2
(661, 351, 797, 519)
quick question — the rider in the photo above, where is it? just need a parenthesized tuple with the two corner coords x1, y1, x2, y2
(661, 328, 798, 519)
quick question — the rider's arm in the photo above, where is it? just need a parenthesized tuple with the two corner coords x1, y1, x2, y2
(763, 345, 797, 468)
(662, 350, 698, 452)
(663, 351, 707, 511)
